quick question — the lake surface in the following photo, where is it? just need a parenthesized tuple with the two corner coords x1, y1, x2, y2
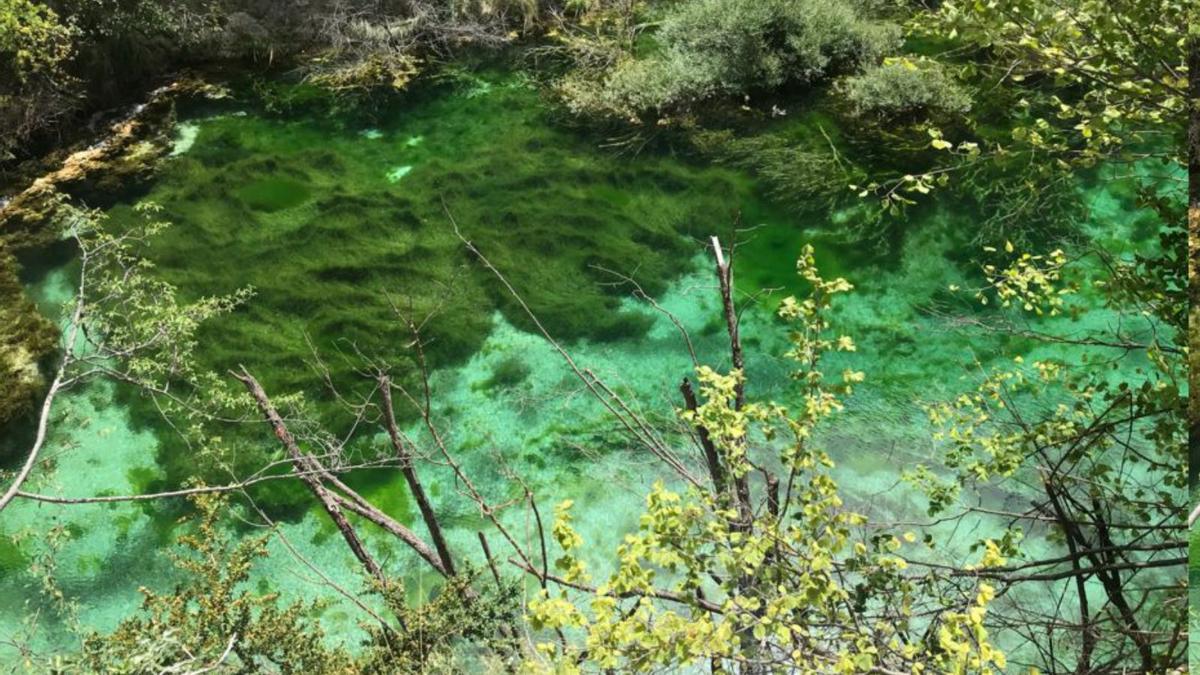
(0, 69, 1169, 661)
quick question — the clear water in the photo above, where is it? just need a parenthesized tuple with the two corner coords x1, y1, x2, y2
(0, 71, 1177, 663)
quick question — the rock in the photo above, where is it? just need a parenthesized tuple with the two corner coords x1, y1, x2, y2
(0, 76, 226, 439)
(386, 165, 414, 183)
(0, 76, 226, 249)
(0, 243, 57, 437)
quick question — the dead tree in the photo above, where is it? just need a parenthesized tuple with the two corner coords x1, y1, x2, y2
(233, 367, 452, 580)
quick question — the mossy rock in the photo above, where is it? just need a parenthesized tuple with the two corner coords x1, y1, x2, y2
(0, 77, 221, 249)
(0, 243, 57, 451)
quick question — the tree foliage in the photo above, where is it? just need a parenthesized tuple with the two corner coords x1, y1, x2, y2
(908, 239, 1188, 669)
(78, 494, 356, 674)
(854, 0, 1190, 237)
(77, 493, 522, 674)
(523, 248, 1007, 673)
(932, 0, 1189, 165)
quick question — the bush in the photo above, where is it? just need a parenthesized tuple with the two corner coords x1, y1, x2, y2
(559, 0, 901, 119)
(842, 57, 971, 119)
(0, 0, 77, 157)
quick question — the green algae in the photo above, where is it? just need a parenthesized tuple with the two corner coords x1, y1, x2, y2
(96, 73, 761, 511)
(236, 176, 313, 212)
(0, 537, 26, 573)
(474, 353, 532, 392)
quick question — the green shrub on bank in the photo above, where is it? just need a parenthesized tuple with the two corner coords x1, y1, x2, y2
(559, 0, 900, 120)
(0, 0, 76, 158)
(841, 56, 971, 120)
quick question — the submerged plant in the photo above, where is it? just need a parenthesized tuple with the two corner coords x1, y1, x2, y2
(0, 242, 57, 440)
(690, 128, 867, 212)
(476, 354, 533, 392)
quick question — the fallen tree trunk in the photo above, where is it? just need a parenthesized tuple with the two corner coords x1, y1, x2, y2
(234, 367, 387, 584)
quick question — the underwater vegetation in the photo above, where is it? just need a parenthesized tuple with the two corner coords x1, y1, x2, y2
(29, 65, 1165, 524)
(116, 74, 752, 384)
(96, 74, 768, 513)
(474, 354, 533, 392)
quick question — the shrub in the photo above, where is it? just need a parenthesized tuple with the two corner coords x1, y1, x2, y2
(842, 56, 971, 119)
(559, 0, 900, 119)
(0, 0, 76, 157)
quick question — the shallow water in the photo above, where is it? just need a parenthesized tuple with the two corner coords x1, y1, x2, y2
(0, 70, 1175, 663)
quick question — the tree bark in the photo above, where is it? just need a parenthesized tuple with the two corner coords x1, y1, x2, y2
(681, 377, 727, 497)
(710, 236, 765, 675)
(326, 489, 450, 576)
(1187, 35, 1199, 488)
(710, 237, 753, 528)
(710, 236, 745, 410)
(235, 368, 387, 584)
(378, 374, 457, 577)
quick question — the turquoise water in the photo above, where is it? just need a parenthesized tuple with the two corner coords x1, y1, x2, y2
(0, 71, 1178, 664)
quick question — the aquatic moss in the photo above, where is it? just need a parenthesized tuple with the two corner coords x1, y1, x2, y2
(689, 126, 865, 213)
(474, 354, 532, 392)
(97, 75, 761, 506)
(0, 535, 27, 573)
(80, 69, 1165, 526)
(236, 177, 312, 212)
